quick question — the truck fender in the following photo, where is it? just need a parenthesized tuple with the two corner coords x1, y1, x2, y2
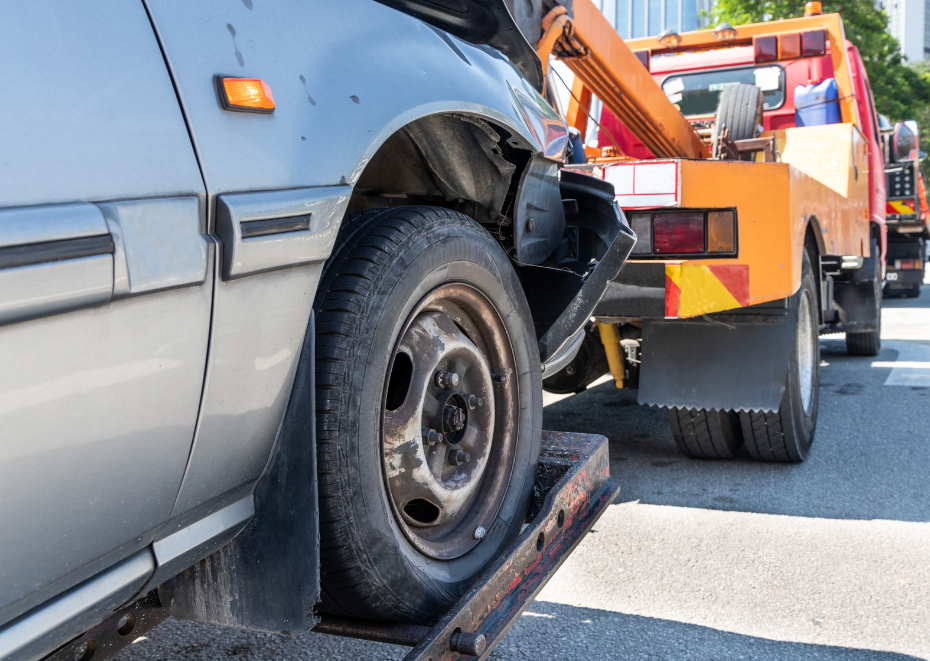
(805, 214, 828, 257)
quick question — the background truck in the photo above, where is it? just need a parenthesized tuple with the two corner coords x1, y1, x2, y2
(0, 2, 634, 659)
(879, 116, 928, 297)
(538, 1, 886, 462)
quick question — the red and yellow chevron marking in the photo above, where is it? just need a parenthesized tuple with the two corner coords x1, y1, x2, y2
(887, 200, 916, 215)
(665, 263, 750, 318)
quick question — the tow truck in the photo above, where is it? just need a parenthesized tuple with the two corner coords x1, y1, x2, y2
(540, 0, 886, 462)
(879, 116, 928, 297)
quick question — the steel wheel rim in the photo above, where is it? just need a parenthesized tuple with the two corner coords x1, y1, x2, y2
(381, 283, 518, 560)
(797, 290, 815, 415)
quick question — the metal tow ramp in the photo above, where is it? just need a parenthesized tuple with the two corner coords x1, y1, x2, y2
(313, 430, 619, 660)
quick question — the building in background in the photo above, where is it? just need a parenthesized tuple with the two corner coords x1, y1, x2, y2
(591, 0, 712, 40)
(875, 0, 929, 60)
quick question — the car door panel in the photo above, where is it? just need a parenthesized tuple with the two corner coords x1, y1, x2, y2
(0, 204, 114, 324)
(0, 1, 210, 623)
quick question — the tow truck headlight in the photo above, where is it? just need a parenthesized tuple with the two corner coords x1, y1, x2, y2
(626, 209, 737, 257)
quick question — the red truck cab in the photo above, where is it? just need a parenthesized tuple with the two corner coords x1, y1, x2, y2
(597, 27, 887, 266)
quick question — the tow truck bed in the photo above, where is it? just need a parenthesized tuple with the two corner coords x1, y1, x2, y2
(44, 431, 618, 661)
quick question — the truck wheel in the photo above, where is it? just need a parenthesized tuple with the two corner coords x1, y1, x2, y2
(667, 408, 743, 459)
(714, 83, 763, 159)
(313, 206, 541, 623)
(846, 243, 882, 356)
(740, 250, 819, 462)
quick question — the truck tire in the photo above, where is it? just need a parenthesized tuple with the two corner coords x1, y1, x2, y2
(714, 83, 763, 145)
(846, 241, 882, 356)
(740, 250, 819, 462)
(667, 408, 743, 459)
(313, 206, 542, 623)
(904, 283, 922, 297)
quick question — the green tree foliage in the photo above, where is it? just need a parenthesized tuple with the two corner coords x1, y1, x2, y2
(708, 0, 930, 157)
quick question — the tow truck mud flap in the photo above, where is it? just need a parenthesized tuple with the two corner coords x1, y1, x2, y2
(639, 317, 794, 412)
(313, 431, 619, 660)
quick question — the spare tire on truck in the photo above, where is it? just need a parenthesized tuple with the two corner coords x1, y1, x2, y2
(713, 83, 764, 159)
(313, 206, 542, 623)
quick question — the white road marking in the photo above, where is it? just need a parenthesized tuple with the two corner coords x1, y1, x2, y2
(871, 361, 930, 369)
(878, 340, 930, 387)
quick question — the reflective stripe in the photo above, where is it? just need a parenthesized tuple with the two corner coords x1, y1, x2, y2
(887, 200, 916, 215)
(665, 263, 750, 318)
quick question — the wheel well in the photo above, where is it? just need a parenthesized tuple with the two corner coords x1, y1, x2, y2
(804, 219, 824, 320)
(347, 114, 532, 232)
(805, 215, 826, 257)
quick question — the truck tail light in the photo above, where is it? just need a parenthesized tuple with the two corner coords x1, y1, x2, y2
(779, 33, 801, 59)
(754, 35, 778, 63)
(625, 209, 737, 257)
(897, 259, 920, 270)
(630, 213, 652, 254)
(654, 212, 705, 254)
(754, 29, 827, 63)
(707, 211, 735, 252)
(802, 29, 827, 57)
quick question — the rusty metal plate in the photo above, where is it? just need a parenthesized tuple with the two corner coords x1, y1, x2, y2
(402, 430, 618, 661)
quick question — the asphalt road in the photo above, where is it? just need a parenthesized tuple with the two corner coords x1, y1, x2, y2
(119, 278, 930, 661)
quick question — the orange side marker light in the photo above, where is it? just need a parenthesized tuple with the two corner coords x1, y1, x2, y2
(804, 1, 823, 16)
(218, 77, 275, 113)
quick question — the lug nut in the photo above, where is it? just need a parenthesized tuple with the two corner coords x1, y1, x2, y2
(443, 405, 466, 432)
(422, 428, 443, 446)
(467, 395, 484, 409)
(448, 449, 470, 466)
(435, 370, 459, 389)
(491, 373, 508, 385)
(474, 526, 487, 540)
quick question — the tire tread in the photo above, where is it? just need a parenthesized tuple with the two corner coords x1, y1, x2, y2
(667, 408, 743, 459)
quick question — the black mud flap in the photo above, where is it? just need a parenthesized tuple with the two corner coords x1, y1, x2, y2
(158, 314, 319, 634)
(832, 238, 880, 333)
(638, 312, 795, 413)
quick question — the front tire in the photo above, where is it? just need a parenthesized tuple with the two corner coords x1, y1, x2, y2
(740, 249, 820, 462)
(313, 206, 541, 623)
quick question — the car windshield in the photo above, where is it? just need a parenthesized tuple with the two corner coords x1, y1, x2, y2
(661, 65, 786, 117)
